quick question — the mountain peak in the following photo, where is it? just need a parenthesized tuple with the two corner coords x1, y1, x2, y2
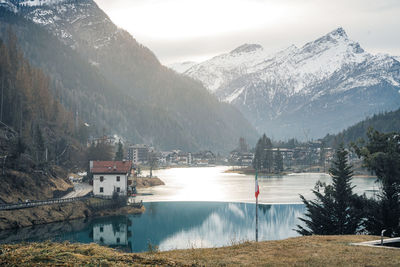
(310, 27, 349, 46)
(329, 27, 348, 38)
(230, 44, 263, 54)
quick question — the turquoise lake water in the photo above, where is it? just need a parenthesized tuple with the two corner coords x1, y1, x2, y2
(0, 202, 305, 252)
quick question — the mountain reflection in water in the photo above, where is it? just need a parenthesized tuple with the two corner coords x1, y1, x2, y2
(0, 202, 305, 252)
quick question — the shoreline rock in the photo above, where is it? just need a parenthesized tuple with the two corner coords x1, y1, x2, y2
(135, 177, 165, 188)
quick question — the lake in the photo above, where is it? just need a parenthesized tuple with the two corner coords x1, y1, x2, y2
(0, 166, 378, 252)
(0, 202, 305, 252)
(139, 166, 378, 203)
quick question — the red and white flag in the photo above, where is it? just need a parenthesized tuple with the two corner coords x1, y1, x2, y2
(255, 171, 259, 198)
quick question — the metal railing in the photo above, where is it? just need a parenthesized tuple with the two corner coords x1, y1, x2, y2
(0, 196, 90, 211)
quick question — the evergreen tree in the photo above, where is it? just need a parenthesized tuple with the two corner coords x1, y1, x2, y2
(296, 144, 362, 235)
(115, 140, 124, 161)
(262, 134, 273, 172)
(352, 128, 400, 236)
(320, 141, 326, 172)
(274, 148, 284, 173)
(253, 134, 274, 172)
(253, 137, 264, 170)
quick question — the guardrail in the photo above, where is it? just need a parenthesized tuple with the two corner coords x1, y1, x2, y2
(0, 196, 90, 211)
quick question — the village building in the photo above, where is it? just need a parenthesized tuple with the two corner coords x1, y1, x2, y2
(127, 144, 149, 165)
(90, 160, 132, 197)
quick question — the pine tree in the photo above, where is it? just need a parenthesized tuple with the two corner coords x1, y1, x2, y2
(353, 128, 400, 236)
(296, 144, 362, 235)
(253, 137, 263, 170)
(115, 140, 124, 161)
(262, 134, 273, 172)
(274, 148, 284, 173)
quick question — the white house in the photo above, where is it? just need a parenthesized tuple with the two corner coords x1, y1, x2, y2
(90, 161, 132, 197)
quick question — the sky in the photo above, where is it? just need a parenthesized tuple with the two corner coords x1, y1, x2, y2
(94, 0, 400, 65)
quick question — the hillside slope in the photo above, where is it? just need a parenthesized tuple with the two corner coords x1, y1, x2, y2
(0, 1, 258, 152)
(322, 108, 400, 146)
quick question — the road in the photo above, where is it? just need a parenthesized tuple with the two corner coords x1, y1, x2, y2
(62, 182, 93, 199)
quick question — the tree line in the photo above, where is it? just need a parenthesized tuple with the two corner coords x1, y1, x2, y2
(253, 134, 283, 173)
(297, 128, 400, 237)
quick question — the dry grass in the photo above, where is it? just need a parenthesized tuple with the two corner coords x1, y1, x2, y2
(1, 235, 400, 266)
(161, 235, 400, 266)
(0, 241, 184, 266)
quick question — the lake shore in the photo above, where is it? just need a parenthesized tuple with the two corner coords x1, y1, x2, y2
(1, 235, 398, 266)
(136, 177, 165, 188)
(0, 198, 144, 231)
(225, 167, 290, 176)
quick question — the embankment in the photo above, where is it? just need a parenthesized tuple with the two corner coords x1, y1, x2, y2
(0, 199, 144, 230)
(0, 167, 73, 204)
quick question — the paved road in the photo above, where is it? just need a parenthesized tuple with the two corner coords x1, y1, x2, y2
(62, 182, 93, 199)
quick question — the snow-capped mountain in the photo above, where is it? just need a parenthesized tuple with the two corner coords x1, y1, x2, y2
(175, 28, 400, 139)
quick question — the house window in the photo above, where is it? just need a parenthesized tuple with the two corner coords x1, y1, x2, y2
(116, 176, 120, 182)
(116, 187, 120, 193)
(100, 226, 103, 232)
(100, 187, 104, 193)
(116, 237, 120, 243)
(100, 176, 104, 182)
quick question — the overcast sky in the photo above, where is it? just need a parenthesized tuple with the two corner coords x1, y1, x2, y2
(94, 0, 400, 64)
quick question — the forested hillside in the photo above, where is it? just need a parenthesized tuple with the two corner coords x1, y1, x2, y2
(0, 29, 84, 166)
(322, 108, 400, 146)
(0, 31, 81, 203)
(0, 5, 258, 152)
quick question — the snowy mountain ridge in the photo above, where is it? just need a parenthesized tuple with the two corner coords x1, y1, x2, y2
(173, 27, 400, 139)
(5, 0, 119, 52)
(2, 0, 67, 8)
(169, 61, 198, 74)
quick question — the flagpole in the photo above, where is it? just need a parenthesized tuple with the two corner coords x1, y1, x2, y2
(255, 170, 259, 242)
(256, 191, 258, 242)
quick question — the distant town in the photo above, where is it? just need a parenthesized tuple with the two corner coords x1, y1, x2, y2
(86, 135, 363, 174)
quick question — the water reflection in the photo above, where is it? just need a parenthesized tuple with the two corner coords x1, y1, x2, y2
(92, 218, 131, 252)
(155, 202, 304, 250)
(0, 202, 305, 252)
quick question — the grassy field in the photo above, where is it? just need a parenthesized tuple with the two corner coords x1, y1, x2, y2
(0, 235, 399, 266)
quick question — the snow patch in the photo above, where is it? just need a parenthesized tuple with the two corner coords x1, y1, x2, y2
(224, 86, 245, 103)
(168, 61, 197, 73)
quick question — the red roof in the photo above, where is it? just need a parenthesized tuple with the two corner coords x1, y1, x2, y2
(90, 161, 132, 174)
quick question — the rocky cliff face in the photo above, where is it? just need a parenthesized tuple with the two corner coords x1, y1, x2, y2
(173, 28, 400, 139)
